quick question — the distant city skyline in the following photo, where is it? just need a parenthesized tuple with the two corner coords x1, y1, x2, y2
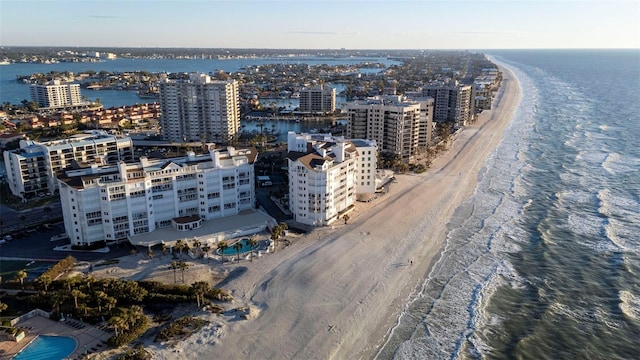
(1, 1, 639, 49)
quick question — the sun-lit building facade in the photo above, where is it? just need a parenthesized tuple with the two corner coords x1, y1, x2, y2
(57, 146, 256, 246)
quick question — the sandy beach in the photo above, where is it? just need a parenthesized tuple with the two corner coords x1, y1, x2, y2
(91, 64, 521, 360)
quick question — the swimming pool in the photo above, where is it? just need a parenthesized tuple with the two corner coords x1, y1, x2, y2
(13, 335, 76, 360)
(217, 238, 256, 255)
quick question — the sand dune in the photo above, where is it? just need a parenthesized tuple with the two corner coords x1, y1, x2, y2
(147, 65, 521, 360)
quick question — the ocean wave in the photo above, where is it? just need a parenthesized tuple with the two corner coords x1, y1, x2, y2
(618, 290, 640, 321)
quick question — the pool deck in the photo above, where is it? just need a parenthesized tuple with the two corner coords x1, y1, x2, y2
(0, 315, 111, 359)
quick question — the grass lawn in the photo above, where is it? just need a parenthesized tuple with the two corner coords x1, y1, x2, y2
(0, 260, 55, 282)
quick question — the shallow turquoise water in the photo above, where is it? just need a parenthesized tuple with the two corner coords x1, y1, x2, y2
(13, 335, 76, 360)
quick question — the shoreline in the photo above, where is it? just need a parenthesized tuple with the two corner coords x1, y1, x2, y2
(145, 63, 522, 360)
(366, 63, 521, 359)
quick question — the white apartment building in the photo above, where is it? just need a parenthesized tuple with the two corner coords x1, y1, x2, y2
(3, 131, 133, 198)
(57, 146, 256, 246)
(299, 84, 336, 114)
(345, 95, 434, 159)
(158, 74, 240, 144)
(422, 81, 475, 128)
(30, 80, 85, 109)
(286, 132, 378, 226)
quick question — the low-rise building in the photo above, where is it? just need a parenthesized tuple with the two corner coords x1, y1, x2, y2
(57, 146, 256, 246)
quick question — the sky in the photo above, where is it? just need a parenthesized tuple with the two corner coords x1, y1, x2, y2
(1, 0, 639, 49)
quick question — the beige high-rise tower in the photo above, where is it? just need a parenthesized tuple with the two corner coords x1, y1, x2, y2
(159, 74, 240, 144)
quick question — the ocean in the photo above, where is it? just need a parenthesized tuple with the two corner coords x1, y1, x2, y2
(377, 50, 640, 359)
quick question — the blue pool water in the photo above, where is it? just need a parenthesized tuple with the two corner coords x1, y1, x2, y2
(217, 238, 254, 255)
(13, 335, 76, 360)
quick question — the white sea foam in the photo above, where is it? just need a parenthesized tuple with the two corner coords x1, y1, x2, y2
(619, 290, 640, 321)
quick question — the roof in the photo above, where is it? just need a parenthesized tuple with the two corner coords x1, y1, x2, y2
(172, 215, 201, 224)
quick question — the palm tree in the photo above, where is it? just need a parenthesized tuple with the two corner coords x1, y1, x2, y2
(169, 261, 179, 284)
(15, 269, 27, 291)
(37, 274, 52, 292)
(202, 244, 211, 261)
(0, 302, 7, 316)
(109, 315, 126, 336)
(63, 276, 77, 292)
(192, 239, 201, 257)
(270, 225, 281, 252)
(161, 243, 168, 256)
(233, 242, 243, 263)
(247, 236, 259, 262)
(95, 291, 108, 313)
(175, 239, 186, 257)
(218, 241, 229, 264)
(177, 261, 190, 284)
(85, 274, 95, 291)
(71, 289, 85, 309)
(190, 281, 211, 307)
(147, 248, 154, 259)
(279, 222, 288, 238)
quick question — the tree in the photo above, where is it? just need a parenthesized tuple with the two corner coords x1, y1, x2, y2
(218, 241, 229, 264)
(15, 269, 27, 291)
(95, 291, 108, 313)
(85, 274, 95, 291)
(247, 236, 259, 262)
(192, 239, 202, 257)
(71, 289, 85, 310)
(175, 239, 186, 257)
(161, 243, 168, 256)
(147, 248, 154, 259)
(201, 244, 211, 260)
(169, 261, 179, 284)
(37, 274, 52, 292)
(233, 242, 243, 263)
(109, 315, 126, 337)
(177, 261, 190, 284)
(270, 226, 281, 252)
(0, 302, 7, 315)
(190, 281, 211, 308)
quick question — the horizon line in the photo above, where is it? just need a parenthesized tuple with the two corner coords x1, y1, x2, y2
(2, 45, 639, 51)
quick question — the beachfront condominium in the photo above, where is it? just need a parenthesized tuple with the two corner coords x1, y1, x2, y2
(299, 84, 336, 114)
(30, 80, 86, 109)
(3, 131, 133, 198)
(158, 74, 240, 144)
(422, 80, 475, 128)
(286, 132, 380, 226)
(56, 146, 256, 246)
(345, 95, 434, 160)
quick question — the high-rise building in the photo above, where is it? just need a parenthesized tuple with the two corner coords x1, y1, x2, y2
(158, 74, 240, 144)
(422, 81, 475, 128)
(3, 131, 133, 198)
(299, 84, 336, 114)
(30, 80, 85, 109)
(286, 132, 382, 225)
(345, 95, 433, 159)
(56, 146, 256, 246)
